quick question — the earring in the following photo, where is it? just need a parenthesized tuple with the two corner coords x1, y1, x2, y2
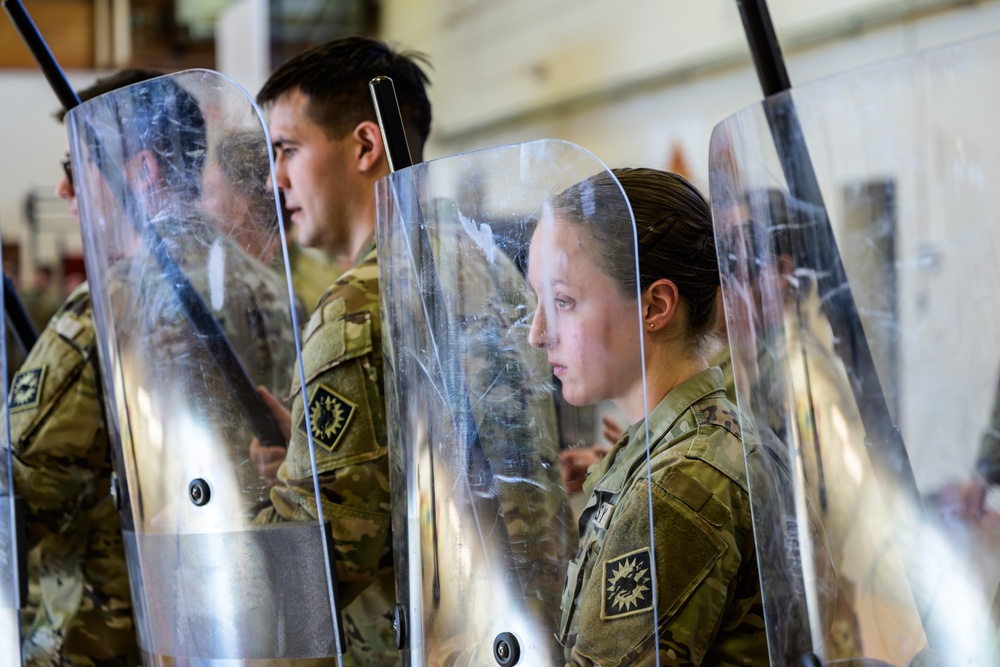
(649, 323, 655, 329)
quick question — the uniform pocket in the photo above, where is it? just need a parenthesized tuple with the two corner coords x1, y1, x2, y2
(287, 306, 384, 478)
(571, 479, 728, 666)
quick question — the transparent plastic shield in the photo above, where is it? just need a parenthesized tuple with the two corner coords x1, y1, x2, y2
(376, 140, 659, 666)
(1, 280, 22, 666)
(65, 70, 342, 664)
(711, 35, 1000, 665)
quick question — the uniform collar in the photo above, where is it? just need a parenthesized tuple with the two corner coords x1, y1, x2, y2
(592, 366, 727, 495)
(353, 233, 377, 267)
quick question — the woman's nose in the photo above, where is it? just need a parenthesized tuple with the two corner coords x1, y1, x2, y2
(528, 305, 554, 349)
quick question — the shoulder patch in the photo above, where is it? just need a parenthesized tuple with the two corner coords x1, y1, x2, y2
(298, 383, 358, 452)
(10, 367, 46, 413)
(602, 547, 654, 620)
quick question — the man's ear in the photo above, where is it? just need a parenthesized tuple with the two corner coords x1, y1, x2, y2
(352, 120, 387, 175)
(643, 278, 681, 331)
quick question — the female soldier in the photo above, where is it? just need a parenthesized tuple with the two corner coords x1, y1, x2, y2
(527, 168, 769, 665)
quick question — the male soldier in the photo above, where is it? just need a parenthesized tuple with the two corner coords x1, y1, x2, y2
(249, 37, 432, 665)
(202, 129, 339, 314)
(13, 68, 161, 667)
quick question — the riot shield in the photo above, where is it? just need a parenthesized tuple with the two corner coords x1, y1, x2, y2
(377, 140, 664, 665)
(65, 70, 343, 664)
(712, 34, 1000, 665)
(1, 276, 23, 667)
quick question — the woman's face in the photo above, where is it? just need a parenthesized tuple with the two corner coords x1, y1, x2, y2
(527, 213, 643, 407)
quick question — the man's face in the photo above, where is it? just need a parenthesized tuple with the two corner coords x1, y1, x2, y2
(55, 148, 79, 221)
(269, 88, 355, 254)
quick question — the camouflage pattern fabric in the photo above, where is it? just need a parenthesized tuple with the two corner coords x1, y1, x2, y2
(108, 213, 299, 518)
(284, 240, 344, 316)
(10, 283, 137, 667)
(560, 367, 769, 666)
(255, 236, 398, 665)
(428, 199, 575, 637)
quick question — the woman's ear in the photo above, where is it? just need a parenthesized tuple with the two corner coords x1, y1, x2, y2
(643, 278, 680, 332)
(352, 120, 386, 174)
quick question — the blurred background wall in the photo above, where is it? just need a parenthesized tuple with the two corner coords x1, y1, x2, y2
(1, 0, 998, 291)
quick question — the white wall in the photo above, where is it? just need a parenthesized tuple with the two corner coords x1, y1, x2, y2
(382, 0, 1000, 193)
(216, 0, 270, 100)
(0, 70, 111, 278)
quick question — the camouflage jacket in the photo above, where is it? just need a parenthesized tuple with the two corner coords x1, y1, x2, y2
(11, 282, 137, 667)
(560, 367, 769, 666)
(284, 240, 343, 315)
(255, 238, 397, 664)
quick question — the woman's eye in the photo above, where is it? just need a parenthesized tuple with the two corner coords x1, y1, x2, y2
(555, 297, 571, 309)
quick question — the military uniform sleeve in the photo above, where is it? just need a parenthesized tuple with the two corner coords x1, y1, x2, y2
(255, 294, 391, 609)
(567, 457, 756, 667)
(9, 291, 109, 549)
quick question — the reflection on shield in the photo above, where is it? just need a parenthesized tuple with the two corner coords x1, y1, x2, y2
(712, 34, 1000, 666)
(66, 70, 342, 664)
(377, 140, 656, 665)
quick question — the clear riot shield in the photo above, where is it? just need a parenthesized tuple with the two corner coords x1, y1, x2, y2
(65, 70, 343, 665)
(376, 140, 661, 666)
(1, 280, 23, 666)
(711, 34, 1000, 666)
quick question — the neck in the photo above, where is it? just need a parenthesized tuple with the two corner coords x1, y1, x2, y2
(342, 218, 375, 265)
(615, 339, 709, 423)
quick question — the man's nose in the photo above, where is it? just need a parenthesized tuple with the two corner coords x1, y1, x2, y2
(55, 173, 74, 202)
(272, 156, 290, 190)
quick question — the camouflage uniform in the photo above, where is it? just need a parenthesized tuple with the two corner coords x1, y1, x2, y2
(560, 367, 769, 666)
(432, 203, 574, 635)
(284, 240, 344, 315)
(11, 282, 137, 667)
(255, 236, 397, 665)
(107, 213, 299, 520)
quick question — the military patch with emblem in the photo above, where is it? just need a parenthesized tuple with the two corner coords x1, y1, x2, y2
(10, 366, 46, 413)
(602, 547, 654, 620)
(298, 383, 357, 452)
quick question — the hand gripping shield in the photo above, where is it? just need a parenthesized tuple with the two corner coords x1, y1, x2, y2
(711, 35, 1000, 666)
(65, 70, 345, 665)
(376, 140, 666, 665)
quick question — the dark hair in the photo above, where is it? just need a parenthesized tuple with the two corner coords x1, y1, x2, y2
(552, 167, 719, 338)
(214, 130, 277, 231)
(56, 68, 165, 122)
(87, 76, 207, 198)
(257, 36, 432, 156)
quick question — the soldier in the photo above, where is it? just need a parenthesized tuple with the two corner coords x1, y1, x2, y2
(11, 69, 163, 667)
(203, 129, 338, 314)
(249, 37, 432, 665)
(528, 168, 769, 665)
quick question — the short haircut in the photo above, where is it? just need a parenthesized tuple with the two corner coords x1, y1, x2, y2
(214, 130, 277, 232)
(257, 36, 432, 153)
(78, 75, 207, 198)
(56, 68, 164, 122)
